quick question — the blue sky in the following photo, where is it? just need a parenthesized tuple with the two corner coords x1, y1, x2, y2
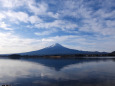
(0, 0, 115, 54)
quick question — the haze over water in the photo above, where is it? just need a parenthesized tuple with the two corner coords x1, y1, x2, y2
(0, 57, 115, 86)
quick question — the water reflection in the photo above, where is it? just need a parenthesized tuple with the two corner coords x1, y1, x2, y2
(0, 59, 53, 84)
(0, 58, 115, 86)
(23, 58, 115, 70)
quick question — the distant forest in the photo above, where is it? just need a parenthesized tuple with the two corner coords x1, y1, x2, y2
(5, 51, 115, 59)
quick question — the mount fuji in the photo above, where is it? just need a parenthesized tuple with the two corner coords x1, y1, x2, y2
(20, 43, 106, 55)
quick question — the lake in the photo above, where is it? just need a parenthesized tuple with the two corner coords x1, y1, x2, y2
(0, 57, 115, 86)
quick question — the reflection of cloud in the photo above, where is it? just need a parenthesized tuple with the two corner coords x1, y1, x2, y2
(0, 59, 52, 83)
(0, 59, 115, 85)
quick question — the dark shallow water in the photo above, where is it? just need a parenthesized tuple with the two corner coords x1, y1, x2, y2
(0, 57, 115, 86)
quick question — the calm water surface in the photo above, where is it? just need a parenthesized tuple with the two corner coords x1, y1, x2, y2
(0, 57, 115, 86)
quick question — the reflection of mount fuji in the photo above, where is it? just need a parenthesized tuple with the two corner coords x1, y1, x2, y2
(21, 43, 106, 55)
(27, 58, 105, 71)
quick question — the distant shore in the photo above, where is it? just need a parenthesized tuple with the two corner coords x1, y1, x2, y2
(0, 53, 114, 59)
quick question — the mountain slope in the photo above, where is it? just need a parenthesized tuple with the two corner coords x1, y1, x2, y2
(109, 51, 115, 56)
(20, 43, 107, 55)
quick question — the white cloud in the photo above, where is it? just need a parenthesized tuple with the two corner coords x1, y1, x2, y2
(35, 29, 57, 36)
(29, 16, 43, 24)
(35, 31, 51, 36)
(100, 0, 115, 9)
(38, 35, 115, 52)
(0, 0, 26, 8)
(0, 0, 114, 53)
(56, 0, 115, 37)
(0, 13, 6, 20)
(3, 11, 43, 24)
(27, 1, 59, 18)
(45, 35, 92, 45)
(59, 0, 92, 19)
(106, 20, 115, 27)
(47, 12, 59, 18)
(0, 32, 115, 54)
(4, 11, 29, 23)
(0, 0, 50, 18)
(27, 1, 48, 15)
(80, 12, 115, 36)
(35, 20, 78, 30)
(0, 22, 12, 30)
(0, 32, 46, 54)
(42, 38, 54, 42)
(95, 9, 115, 19)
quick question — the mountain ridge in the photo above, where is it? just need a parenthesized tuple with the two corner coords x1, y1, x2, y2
(20, 43, 107, 55)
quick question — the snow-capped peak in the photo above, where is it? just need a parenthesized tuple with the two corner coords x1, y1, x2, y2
(47, 43, 63, 48)
(51, 43, 61, 47)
